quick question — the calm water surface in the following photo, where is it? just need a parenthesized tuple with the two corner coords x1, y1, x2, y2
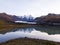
(0, 26, 60, 43)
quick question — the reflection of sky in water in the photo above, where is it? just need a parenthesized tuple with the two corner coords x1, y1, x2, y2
(0, 28, 60, 43)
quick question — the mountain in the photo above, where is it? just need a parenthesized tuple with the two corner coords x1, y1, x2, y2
(35, 13, 60, 25)
(12, 15, 34, 22)
(0, 13, 35, 25)
(0, 13, 15, 25)
(12, 15, 22, 21)
(0, 13, 15, 22)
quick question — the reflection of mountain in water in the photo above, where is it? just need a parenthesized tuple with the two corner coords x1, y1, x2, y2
(0, 27, 34, 34)
(13, 28, 34, 33)
(0, 26, 60, 34)
(34, 26, 60, 34)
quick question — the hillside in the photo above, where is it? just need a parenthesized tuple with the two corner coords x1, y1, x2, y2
(0, 13, 17, 25)
(0, 13, 15, 22)
(35, 13, 60, 25)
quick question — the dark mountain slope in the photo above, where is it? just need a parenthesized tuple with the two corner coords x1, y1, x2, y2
(0, 13, 15, 22)
(35, 13, 60, 25)
(0, 13, 15, 25)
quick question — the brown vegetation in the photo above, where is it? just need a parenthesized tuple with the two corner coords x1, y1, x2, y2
(0, 38, 60, 45)
(35, 13, 60, 25)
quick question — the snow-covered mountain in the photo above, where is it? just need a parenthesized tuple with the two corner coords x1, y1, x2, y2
(12, 15, 35, 22)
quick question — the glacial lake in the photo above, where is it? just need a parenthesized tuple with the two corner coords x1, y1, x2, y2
(0, 26, 60, 43)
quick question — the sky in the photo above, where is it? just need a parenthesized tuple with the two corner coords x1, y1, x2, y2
(0, 0, 60, 17)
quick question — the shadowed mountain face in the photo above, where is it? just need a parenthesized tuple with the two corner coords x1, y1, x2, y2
(0, 13, 15, 22)
(0, 13, 16, 24)
(35, 13, 60, 25)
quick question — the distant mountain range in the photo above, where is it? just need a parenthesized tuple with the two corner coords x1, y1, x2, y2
(1, 12, 60, 25)
(12, 15, 34, 22)
(0, 13, 34, 25)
